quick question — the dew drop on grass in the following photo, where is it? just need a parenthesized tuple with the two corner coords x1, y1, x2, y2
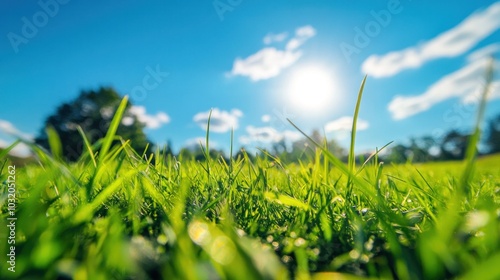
(236, 229, 246, 237)
(349, 250, 360, 259)
(281, 255, 292, 263)
(157, 234, 168, 245)
(188, 221, 211, 245)
(294, 238, 306, 247)
(360, 254, 370, 263)
(464, 211, 490, 231)
(266, 235, 274, 243)
(364, 237, 375, 251)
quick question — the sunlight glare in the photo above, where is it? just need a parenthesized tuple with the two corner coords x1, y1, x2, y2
(287, 66, 336, 112)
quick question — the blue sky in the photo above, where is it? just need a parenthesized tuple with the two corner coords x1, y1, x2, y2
(1, 0, 499, 157)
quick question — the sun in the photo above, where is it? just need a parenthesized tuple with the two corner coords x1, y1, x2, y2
(286, 65, 336, 112)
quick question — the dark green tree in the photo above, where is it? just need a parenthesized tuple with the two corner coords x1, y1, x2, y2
(386, 144, 409, 163)
(486, 114, 500, 154)
(440, 130, 469, 160)
(35, 87, 153, 161)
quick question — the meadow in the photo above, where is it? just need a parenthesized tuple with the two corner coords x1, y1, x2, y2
(1, 79, 500, 280)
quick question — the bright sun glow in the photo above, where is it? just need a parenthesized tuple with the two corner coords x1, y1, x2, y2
(287, 66, 336, 112)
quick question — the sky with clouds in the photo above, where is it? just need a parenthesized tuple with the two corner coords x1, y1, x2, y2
(0, 0, 499, 157)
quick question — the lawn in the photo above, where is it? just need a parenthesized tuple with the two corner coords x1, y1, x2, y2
(1, 95, 499, 279)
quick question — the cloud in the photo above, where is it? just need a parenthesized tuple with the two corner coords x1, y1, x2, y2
(0, 119, 33, 140)
(324, 116, 369, 133)
(239, 125, 302, 145)
(193, 108, 243, 133)
(0, 138, 31, 157)
(285, 25, 316, 51)
(229, 25, 316, 81)
(230, 48, 302, 81)
(263, 32, 288, 44)
(261, 114, 271, 123)
(124, 105, 170, 129)
(467, 42, 500, 62)
(362, 2, 500, 77)
(388, 49, 500, 120)
(462, 81, 500, 104)
(0, 119, 34, 157)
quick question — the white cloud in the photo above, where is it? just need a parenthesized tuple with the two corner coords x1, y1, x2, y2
(286, 25, 316, 51)
(324, 116, 369, 133)
(261, 114, 271, 123)
(0, 120, 34, 157)
(388, 52, 500, 120)
(126, 105, 170, 129)
(281, 130, 303, 142)
(229, 25, 316, 81)
(0, 119, 33, 140)
(0, 138, 31, 157)
(362, 2, 500, 77)
(467, 42, 500, 62)
(230, 48, 302, 81)
(193, 108, 243, 133)
(462, 81, 500, 104)
(239, 125, 301, 145)
(263, 32, 288, 45)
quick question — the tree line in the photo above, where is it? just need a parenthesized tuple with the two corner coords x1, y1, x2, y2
(34, 87, 500, 164)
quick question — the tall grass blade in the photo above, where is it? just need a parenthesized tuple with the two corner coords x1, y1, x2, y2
(348, 75, 367, 173)
(0, 139, 21, 160)
(46, 125, 63, 161)
(77, 125, 97, 167)
(460, 58, 494, 199)
(98, 95, 129, 165)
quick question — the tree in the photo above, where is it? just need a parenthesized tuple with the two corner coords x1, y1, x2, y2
(35, 87, 152, 161)
(486, 114, 500, 154)
(284, 130, 346, 163)
(440, 130, 469, 160)
(384, 135, 439, 164)
(386, 144, 409, 163)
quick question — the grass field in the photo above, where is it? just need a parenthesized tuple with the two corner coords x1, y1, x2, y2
(2, 89, 500, 279)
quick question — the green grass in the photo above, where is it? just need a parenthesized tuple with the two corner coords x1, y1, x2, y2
(1, 75, 500, 279)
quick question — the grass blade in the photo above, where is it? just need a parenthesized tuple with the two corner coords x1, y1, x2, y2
(460, 58, 494, 199)
(348, 75, 367, 173)
(98, 95, 129, 165)
(46, 125, 63, 161)
(77, 125, 97, 167)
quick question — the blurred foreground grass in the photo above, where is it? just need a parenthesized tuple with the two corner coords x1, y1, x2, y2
(1, 138, 499, 279)
(1, 86, 500, 279)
